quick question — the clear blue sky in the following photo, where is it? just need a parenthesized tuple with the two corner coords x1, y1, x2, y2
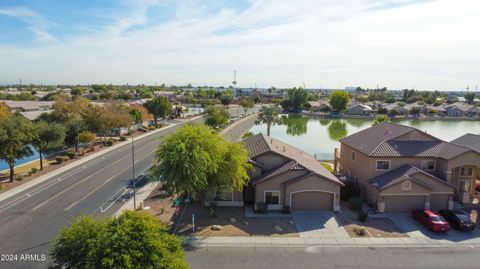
(0, 0, 479, 90)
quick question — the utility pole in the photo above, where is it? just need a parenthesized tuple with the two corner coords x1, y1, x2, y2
(19, 78, 22, 91)
(131, 136, 136, 210)
(233, 71, 237, 98)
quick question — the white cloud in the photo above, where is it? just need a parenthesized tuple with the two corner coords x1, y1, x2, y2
(0, 6, 57, 42)
(0, 0, 479, 90)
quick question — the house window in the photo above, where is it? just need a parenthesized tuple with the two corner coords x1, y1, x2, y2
(402, 180, 412, 191)
(216, 192, 234, 201)
(460, 167, 474, 177)
(352, 151, 356, 161)
(459, 181, 472, 192)
(376, 160, 390, 171)
(265, 191, 280, 205)
(422, 160, 435, 171)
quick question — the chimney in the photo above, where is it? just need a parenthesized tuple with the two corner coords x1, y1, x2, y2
(283, 146, 286, 152)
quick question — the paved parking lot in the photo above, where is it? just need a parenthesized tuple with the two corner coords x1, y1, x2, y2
(292, 211, 349, 238)
(380, 213, 480, 242)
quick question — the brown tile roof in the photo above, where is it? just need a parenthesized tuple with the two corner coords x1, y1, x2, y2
(369, 165, 454, 190)
(243, 133, 343, 185)
(451, 134, 480, 153)
(251, 160, 305, 185)
(340, 122, 473, 160)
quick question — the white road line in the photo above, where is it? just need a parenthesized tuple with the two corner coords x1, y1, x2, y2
(64, 155, 153, 212)
(31, 155, 129, 211)
(100, 187, 129, 213)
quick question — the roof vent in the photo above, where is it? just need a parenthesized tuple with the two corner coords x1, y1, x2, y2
(283, 146, 286, 152)
(271, 139, 273, 144)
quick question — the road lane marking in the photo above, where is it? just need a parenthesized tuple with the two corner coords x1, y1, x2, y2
(31, 155, 130, 211)
(64, 155, 153, 211)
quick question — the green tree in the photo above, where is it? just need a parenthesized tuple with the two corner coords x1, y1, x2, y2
(33, 121, 66, 170)
(78, 131, 96, 145)
(465, 93, 476, 104)
(372, 115, 390, 126)
(145, 96, 172, 124)
(271, 98, 282, 108)
(205, 106, 229, 129)
(239, 98, 255, 116)
(50, 211, 187, 269)
(258, 106, 279, 136)
(0, 116, 35, 181)
(283, 88, 308, 110)
(150, 125, 251, 213)
(329, 91, 350, 112)
(219, 93, 233, 107)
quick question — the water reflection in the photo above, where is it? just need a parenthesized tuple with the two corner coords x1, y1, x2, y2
(327, 120, 348, 141)
(281, 114, 308, 136)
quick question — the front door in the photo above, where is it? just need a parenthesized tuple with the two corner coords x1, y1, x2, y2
(459, 180, 472, 203)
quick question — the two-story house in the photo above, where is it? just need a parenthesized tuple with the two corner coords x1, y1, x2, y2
(336, 122, 480, 213)
(217, 133, 344, 211)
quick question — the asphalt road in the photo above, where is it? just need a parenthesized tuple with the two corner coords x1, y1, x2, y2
(0, 106, 260, 269)
(185, 245, 480, 269)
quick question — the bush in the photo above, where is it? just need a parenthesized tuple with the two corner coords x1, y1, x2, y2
(353, 227, 367, 236)
(282, 206, 290, 214)
(148, 126, 156, 130)
(15, 175, 24, 181)
(348, 196, 363, 211)
(155, 123, 164, 129)
(66, 151, 76, 159)
(127, 128, 134, 135)
(256, 202, 267, 214)
(340, 180, 360, 201)
(30, 167, 38, 174)
(119, 136, 127, 141)
(358, 211, 368, 222)
(139, 127, 148, 132)
(104, 139, 114, 147)
(55, 156, 69, 164)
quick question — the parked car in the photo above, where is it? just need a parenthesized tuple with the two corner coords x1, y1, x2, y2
(412, 209, 450, 232)
(438, 210, 475, 232)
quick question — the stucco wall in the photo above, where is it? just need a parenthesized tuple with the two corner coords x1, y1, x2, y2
(285, 174, 341, 208)
(254, 170, 307, 206)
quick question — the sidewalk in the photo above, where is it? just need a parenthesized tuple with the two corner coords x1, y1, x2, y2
(183, 235, 480, 248)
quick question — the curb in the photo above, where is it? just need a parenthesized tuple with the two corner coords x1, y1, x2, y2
(0, 115, 203, 203)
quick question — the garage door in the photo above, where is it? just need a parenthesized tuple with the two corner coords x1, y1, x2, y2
(430, 194, 449, 210)
(384, 195, 425, 213)
(291, 191, 333, 211)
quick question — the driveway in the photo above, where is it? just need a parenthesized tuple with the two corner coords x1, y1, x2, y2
(382, 213, 480, 242)
(292, 210, 349, 238)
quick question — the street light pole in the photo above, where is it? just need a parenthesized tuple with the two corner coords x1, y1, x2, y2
(132, 136, 136, 210)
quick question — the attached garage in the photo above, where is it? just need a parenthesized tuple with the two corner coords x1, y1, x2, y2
(291, 191, 333, 211)
(430, 194, 449, 210)
(384, 195, 425, 213)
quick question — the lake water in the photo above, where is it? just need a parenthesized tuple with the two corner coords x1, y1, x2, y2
(249, 115, 480, 160)
(0, 147, 40, 171)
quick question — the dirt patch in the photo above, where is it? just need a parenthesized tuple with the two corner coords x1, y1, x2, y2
(177, 204, 298, 237)
(339, 203, 407, 238)
(143, 186, 178, 228)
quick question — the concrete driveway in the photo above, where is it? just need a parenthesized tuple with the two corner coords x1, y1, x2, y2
(382, 213, 480, 242)
(292, 210, 349, 238)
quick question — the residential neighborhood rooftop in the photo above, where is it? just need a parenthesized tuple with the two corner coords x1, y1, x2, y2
(243, 133, 342, 185)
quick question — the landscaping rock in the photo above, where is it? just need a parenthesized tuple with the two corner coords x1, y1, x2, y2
(243, 221, 249, 226)
(230, 217, 236, 223)
(211, 225, 222, 231)
(288, 220, 295, 225)
(273, 225, 283, 232)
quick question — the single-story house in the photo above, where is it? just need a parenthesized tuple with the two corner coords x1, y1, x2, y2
(347, 104, 373, 116)
(218, 133, 344, 211)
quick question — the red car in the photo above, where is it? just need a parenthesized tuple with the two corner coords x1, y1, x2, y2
(412, 209, 450, 233)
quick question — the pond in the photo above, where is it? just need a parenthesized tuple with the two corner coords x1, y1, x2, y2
(0, 147, 40, 171)
(249, 115, 480, 161)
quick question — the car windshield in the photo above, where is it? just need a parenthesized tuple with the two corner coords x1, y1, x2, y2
(431, 216, 445, 222)
(457, 215, 471, 222)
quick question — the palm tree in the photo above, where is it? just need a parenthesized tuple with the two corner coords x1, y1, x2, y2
(258, 106, 279, 136)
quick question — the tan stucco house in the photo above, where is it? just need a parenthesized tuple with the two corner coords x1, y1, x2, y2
(336, 122, 480, 213)
(218, 133, 343, 211)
